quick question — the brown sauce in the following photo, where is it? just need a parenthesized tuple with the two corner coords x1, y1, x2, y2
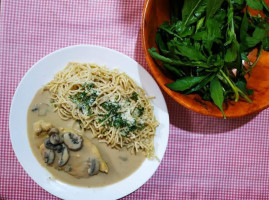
(27, 89, 145, 187)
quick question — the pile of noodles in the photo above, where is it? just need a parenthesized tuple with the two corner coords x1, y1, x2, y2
(45, 62, 159, 158)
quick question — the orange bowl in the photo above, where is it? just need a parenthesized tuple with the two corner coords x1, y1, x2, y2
(142, 0, 269, 118)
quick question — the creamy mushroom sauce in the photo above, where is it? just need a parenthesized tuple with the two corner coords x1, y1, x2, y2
(27, 89, 145, 187)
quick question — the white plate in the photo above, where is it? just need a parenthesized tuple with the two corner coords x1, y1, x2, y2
(9, 45, 169, 200)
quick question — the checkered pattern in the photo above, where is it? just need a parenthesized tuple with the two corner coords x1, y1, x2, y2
(1, 0, 269, 199)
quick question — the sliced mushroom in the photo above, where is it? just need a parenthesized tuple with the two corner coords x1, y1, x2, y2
(63, 132, 83, 151)
(48, 128, 59, 135)
(58, 144, 69, 167)
(49, 134, 61, 145)
(87, 158, 100, 176)
(40, 147, 55, 165)
(44, 138, 62, 152)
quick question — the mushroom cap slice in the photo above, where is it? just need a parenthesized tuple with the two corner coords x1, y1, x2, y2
(58, 144, 69, 167)
(44, 138, 62, 152)
(40, 144, 55, 165)
(88, 158, 100, 176)
(89, 142, 108, 173)
(49, 133, 61, 145)
(55, 136, 109, 178)
(48, 128, 59, 135)
(63, 132, 83, 151)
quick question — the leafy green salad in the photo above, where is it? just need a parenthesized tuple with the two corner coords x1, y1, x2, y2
(149, 0, 269, 118)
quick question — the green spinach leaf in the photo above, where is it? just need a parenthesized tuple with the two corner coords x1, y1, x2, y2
(166, 76, 207, 91)
(210, 77, 226, 118)
(206, 0, 224, 19)
(182, 0, 206, 26)
(176, 45, 207, 61)
(240, 12, 248, 42)
(261, 0, 269, 16)
(246, 0, 263, 10)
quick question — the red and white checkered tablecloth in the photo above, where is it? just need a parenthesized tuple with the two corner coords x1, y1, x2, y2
(1, 0, 269, 199)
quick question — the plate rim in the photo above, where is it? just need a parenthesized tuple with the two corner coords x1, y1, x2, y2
(9, 44, 170, 200)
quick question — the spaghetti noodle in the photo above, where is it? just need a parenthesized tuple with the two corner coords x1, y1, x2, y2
(45, 62, 159, 158)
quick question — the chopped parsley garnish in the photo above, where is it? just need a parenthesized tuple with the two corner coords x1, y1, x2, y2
(83, 82, 94, 91)
(99, 101, 145, 137)
(70, 85, 145, 135)
(69, 83, 98, 116)
(86, 83, 94, 91)
(76, 120, 83, 128)
(120, 120, 145, 137)
(133, 106, 144, 117)
(98, 102, 120, 122)
(130, 92, 138, 101)
(109, 114, 128, 128)
(101, 102, 120, 111)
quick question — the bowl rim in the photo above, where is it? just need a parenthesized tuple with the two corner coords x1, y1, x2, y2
(141, 0, 269, 118)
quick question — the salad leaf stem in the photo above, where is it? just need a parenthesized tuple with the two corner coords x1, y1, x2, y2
(246, 44, 263, 73)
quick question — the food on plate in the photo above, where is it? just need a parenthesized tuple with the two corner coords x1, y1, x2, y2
(35, 121, 109, 178)
(45, 62, 159, 158)
(27, 62, 158, 187)
(148, 0, 269, 118)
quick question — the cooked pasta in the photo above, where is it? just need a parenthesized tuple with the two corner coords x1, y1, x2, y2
(45, 62, 159, 158)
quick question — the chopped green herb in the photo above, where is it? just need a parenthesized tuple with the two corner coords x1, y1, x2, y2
(99, 102, 121, 123)
(69, 84, 98, 116)
(120, 131, 128, 137)
(87, 83, 94, 91)
(130, 92, 138, 101)
(101, 102, 120, 111)
(98, 101, 144, 136)
(128, 123, 138, 132)
(83, 82, 94, 90)
(109, 115, 128, 128)
(76, 120, 82, 128)
(133, 106, 145, 117)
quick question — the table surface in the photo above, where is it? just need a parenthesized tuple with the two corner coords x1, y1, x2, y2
(1, 1, 269, 199)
